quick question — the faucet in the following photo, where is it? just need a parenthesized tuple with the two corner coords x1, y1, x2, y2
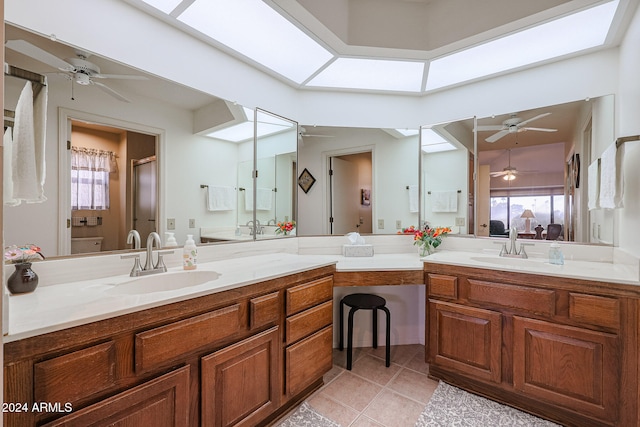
(121, 231, 173, 277)
(267, 218, 277, 226)
(246, 219, 263, 235)
(126, 229, 141, 249)
(494, 226, 533, 259)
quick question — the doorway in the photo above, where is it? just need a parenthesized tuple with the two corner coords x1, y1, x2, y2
(133, 156, 158, 245)
(329, 152, 373, 235)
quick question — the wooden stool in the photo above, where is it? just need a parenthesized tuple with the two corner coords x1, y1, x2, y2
(339, 293, 390, 370)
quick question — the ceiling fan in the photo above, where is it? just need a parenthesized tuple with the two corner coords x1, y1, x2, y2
(298, 126, 334, 142)
(477, 112, 557, 143)
(5, 39, 147, 103)
(490, 149, 535, 180)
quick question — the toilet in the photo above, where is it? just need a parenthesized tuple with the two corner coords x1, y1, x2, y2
(71, 237, 104, 254)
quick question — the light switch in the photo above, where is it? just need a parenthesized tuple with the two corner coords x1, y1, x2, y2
(378, 219, 384, 229)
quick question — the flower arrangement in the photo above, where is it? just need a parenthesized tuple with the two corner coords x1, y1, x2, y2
(275, 220, 296, 235)
(4, 244, 45, 264)
(413, 226, 452, 256)
(398, 225, 418, 235)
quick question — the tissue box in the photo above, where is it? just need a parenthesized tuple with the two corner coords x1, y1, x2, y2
(343, 244, 374, 257)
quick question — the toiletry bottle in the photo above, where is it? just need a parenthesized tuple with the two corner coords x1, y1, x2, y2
(549, 242, 564, 265)
(183, 234, 197, 270)
(165, 232, 178, 247)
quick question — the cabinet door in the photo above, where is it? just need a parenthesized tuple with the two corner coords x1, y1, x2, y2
(428, 300, 502, 383)
(513, 316, 619, 423)
(42, 366, 189, 427)
(285, 325, 333, 397)
(201, 327, 280, 427)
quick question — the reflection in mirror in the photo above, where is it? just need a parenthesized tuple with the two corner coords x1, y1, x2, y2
(420, 118, 475, 235)
(3, 23, 255, 257)
(297, 126, 419, 235)
(476, 95, 614, 244)
(254, 109, 297, 238)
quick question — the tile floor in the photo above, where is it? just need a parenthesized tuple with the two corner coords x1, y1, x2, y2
(305, 345, 439, 427)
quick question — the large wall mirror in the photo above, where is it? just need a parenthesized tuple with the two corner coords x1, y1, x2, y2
(296, 126, 419, 235)
(4, 24, 297, 259)
(420, 117, 476, 235)
(476, 95, 615, 244)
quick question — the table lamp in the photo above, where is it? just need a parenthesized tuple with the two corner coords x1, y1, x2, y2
(520, 209, 535, 233)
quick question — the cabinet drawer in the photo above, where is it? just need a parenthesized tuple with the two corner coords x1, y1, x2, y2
(286, 276, 333, 316)
(427, 274, 458, 299)
(135, 304, 242, 373)
(569, 293, 620, 330)
(286, 301, 333, 345)
(285, 326, 333, 396)
(250, 292, 281, 330)
(468, 279, 555, 316)
(34, 341, 117, 404)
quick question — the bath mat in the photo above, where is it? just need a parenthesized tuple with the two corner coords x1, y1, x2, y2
(276, 402, 341, 427)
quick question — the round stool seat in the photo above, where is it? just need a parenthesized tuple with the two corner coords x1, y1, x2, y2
(342, 293, 386, 310)
(339, 293, 391, 370)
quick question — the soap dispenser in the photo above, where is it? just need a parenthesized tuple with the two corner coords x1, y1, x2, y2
(549, 242, 564, 265)
(165, 232, 178, 247)
(183, 234, 198, 270)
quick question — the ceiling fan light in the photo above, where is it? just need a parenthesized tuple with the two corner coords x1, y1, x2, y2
(503, 173, 516, 181)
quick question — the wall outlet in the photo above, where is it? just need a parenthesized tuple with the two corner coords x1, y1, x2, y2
(396, 220, 402, 229)
(377, 219, 384, 229)
(189, 218, 196, 228)
(455, 217, 465, 226)
(167, 218, 175, 230)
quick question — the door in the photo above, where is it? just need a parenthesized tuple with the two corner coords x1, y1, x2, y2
(476, 164, 490, 237)
(330, 157, 361, 234)
(133, 157, 157, 245)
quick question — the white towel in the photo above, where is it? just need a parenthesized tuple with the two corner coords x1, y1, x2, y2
(432, 190, 458, 213)
(408, 185, 419, 213)
(86, 216, 99, 226)
(599, 143, 624, 209)
(72, 216, 85, 227)
(3, 128, 19, 206)
(11, 81, 47, 204)
(245, 188, 273, 211)
(206, 185, 236, 211)
(587, 159, 600, 211)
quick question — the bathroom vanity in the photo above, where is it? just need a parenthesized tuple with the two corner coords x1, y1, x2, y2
(3, 259, 335, 427)
(424, 258, 640, 427)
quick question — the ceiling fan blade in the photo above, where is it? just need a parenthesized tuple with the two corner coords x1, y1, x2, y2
(485, 130, 509, 143)
(520, 127, 557, 132)
(490, 171, 507, 176)
(91, 81, 131, 103)
(475, 125, 504, 131)
(93, 73, 148, 80)
(6, 39, 74, 71)
(517, 112, 551, 127)
(302, 134, 333, 138)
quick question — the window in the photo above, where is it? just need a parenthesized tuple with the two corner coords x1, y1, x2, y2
(490, 191, 565, 230)
(71, 148, 116, 210)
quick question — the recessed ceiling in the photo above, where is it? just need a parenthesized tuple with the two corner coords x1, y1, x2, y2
(128, 0, 630, 94)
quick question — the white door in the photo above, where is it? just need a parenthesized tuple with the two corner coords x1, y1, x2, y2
(330, 157, 360, 235)
(477, 164, 491, 237)
(133, 158, 157, 246)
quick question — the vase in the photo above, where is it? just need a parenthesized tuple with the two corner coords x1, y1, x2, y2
(7, 262, 39, 294)
(418, 244, 432, 257)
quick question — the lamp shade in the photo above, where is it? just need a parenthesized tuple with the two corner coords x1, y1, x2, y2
(520, 209, 535, 219)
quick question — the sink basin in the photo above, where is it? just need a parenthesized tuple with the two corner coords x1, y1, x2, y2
(470, 256, 545, 267)
(105, 270, 221, 295)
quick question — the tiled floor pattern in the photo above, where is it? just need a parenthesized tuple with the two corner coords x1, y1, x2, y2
(306, 345, 439, 427)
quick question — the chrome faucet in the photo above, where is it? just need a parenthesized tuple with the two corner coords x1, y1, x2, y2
(126, 229, 141, 249)
(246, 219, 264, 235)
(121, 231, 173, 277)
(494, 226, 533, 259)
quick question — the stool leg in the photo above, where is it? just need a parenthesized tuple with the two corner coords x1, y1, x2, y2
(382, 307, 391, 367)
(347, 307, 356, 370)
(339, 300, 345, 351)
(372, 308, 378, 349)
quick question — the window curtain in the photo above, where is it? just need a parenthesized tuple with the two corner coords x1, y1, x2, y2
(71, 147, 117, 210)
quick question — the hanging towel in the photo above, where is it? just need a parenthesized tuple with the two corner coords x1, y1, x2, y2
(599, 143, 625, 209)
(86, 216, 99, 226)
(72, 216, 85, 227)
(408, 185, 419, 213)
(245, 188, 273, 211)
(431, 190, 458, 213)
(3, 128, 19, 206)
(587, 159, 600, 211)
(11, 81, 47, 204)
(206, 185, 236, 211)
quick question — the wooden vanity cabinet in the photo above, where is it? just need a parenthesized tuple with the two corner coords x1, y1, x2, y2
(3, 265, 335, 427)
(425, 264, 640, 427)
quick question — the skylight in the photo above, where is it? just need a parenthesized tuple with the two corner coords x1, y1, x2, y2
(426, 0, 619, 91)
(421, 128, 457, 153)
(206, 107, 295, 142)
(177, 0, 334, 84)
(307, 58, 424, 92)
(139, 0, 182, 14)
